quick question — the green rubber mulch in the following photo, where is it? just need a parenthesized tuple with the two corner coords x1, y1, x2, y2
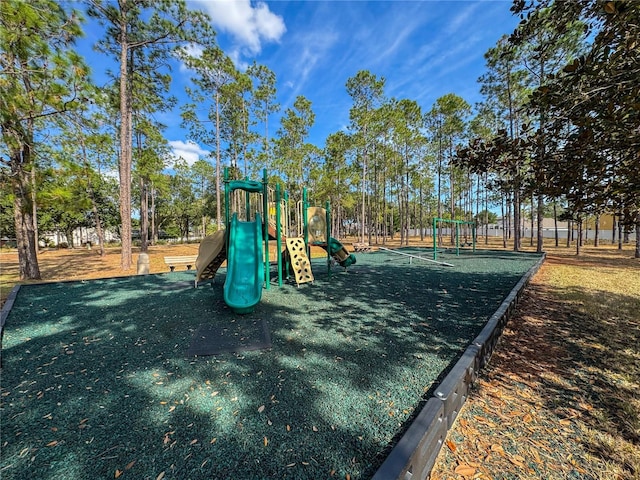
(0, 248, 542, 480)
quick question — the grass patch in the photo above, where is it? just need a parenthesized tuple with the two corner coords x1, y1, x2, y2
(546, 253, 640, 478)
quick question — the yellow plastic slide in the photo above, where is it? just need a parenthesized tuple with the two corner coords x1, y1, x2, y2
(195, 230, 227, 287)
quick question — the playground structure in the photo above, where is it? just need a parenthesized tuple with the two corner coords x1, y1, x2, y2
(432, 217, 476, 261)
(299, 189, 356, 275)
(194, 169, 356, 314)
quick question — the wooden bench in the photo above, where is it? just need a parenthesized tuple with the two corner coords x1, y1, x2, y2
(352, 242, 372, 252)
(164, 255, 198, 271)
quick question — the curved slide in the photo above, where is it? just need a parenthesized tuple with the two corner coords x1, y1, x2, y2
(195, 230, 227, 287)
(224, 213, 264, 314)
(327, 237, 356, 268)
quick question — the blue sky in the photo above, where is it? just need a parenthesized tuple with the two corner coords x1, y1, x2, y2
(78, 1, 520, 166)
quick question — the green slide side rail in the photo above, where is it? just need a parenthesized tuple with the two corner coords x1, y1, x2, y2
(224, 213, 264, 314)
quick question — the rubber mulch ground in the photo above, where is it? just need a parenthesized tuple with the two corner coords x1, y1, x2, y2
(0, 248, 541, 480)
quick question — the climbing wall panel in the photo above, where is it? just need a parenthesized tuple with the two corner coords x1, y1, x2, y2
(286, 237, 314, 286)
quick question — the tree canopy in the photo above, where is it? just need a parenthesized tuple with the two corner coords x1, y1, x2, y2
(2, 0, 639, 278)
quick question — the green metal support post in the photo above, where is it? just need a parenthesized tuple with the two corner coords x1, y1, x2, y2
(472, 223, 477, 253)
(284, 192, 290, 281)
(245, 177, 251, 222)
(302, 188, 309, 259)
(276, 184, 283, 287)
(263, 169, 269, 290)
(326, 201, 331, 277)
(433, 217, 437, 260)
(224, 168, 231, 234)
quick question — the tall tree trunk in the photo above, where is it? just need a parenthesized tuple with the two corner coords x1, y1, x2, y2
(140, 177, 149, 252)
(367, 158, 372, 246)
(594, 214, 600, 247)
(397, 176, 404, 245)
(373, 161, 379, 245)
(618, 214, 623, 250)
(537, 51, 547, 254)
(119, 27, 133, 270)
(86, 170, 106, 257)
(405, 154, 410, 246)
(513, 186, 521, 251)
(361, 127, 367, 243)
(449, 162, 455, 245)
(536, 195, 544, 253)
(506, 192, 512, 241)
(31, 164, 38, 252)
(216, 90, 222, 230)
(529, 195, 534, 247)
(79, 137, 106, 257)
(623, 215, 630, 244)
(382, 180, 387, 244)
(484, 173, 489, 244)
(635, 211, 640, 259)
(553, 202, 559, 247)
(65, 228, 75, 249)
(91, 195, 105, 257)
(501, 196, 507, 249)
(419, 182, 424, 241)
(151, 182, 157, 245)
(12, 157, 41, 280)
(475, 174, 480, 242)
(437, 136, 443, 221)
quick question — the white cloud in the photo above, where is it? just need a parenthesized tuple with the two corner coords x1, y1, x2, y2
(183, 43, 204, 58)
(227, 49, 249, 71)
(169, 140, 210, 166)
(279, 29, 339, 104)
(177, 43, 204, 72)
(445, 3, 482, 36)
(196, 0, 286, 55)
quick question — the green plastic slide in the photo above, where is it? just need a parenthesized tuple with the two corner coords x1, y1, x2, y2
(224, 213, 264, 314)
(328, 237, 357, 268)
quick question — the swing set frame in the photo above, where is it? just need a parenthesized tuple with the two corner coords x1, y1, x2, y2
(432, 217, 476, 261)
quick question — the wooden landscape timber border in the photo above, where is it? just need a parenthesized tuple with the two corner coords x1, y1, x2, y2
(372, 253, 546, 480)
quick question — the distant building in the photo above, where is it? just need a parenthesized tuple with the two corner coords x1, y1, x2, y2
(40, 227, 119, 247)
(486, 214, 631, 242)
